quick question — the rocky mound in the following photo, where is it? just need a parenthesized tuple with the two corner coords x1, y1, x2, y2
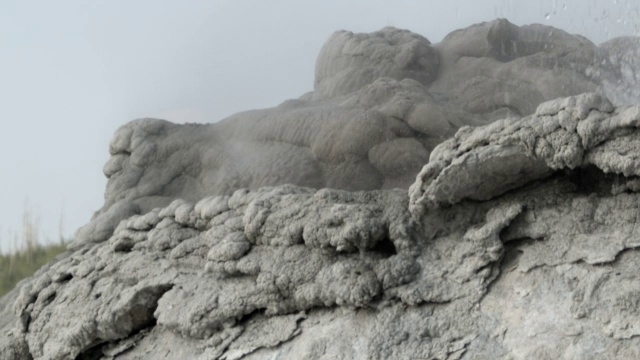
(2, 19, 640, 360)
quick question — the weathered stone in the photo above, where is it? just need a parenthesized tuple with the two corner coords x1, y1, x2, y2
(2, 19, 640, 360)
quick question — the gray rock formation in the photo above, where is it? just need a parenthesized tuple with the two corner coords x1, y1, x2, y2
(73, 19, 640, 247)
(2, 19, 640, 360)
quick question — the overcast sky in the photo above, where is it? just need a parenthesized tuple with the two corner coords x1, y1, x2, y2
(1, 0, 638, 252)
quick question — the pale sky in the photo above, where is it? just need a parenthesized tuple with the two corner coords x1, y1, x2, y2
(1, 0, 638, 252)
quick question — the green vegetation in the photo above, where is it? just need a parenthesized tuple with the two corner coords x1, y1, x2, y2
(0, 242, 68, 297)
(0, 206, 69, 297)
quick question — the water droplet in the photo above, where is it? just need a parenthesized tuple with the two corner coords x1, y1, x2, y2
(545, 13, 551, 20)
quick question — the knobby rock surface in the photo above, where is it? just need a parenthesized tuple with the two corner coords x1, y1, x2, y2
(2, 19, 640, 360)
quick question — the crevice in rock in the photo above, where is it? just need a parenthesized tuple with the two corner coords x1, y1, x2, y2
(42, 292, 56, 306)
(498, 241, 526, 270)
(579, 245, 640, 268)
(73, 284, 174, 360)
(77, 327, 154, 360)
(125, 284, 174, 333)
(501, 235, 543, 248)
(499, 237, 547, 272)
(236, 308, 267, 324)
(565, 165, 620, 195)
(369, 236, 397, 257)
(74, 342, 107, 360)
(56, 273, 73, 283)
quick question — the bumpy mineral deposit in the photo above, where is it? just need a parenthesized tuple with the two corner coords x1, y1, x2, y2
(2, 19, 640, 360)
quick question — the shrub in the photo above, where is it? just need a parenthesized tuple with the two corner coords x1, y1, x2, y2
(0, 242, 68, 297)
(0, 206, 69, 297)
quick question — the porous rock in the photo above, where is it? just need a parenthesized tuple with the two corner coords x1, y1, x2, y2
(2, 19, 640, 360)
(74, 19, 640, 247)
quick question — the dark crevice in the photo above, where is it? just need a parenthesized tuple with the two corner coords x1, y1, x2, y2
(213, 309, 270, 358)
(447, 168, 592, 210)
(504, 245, 524, 267)
(501, 237, 528, 253)
(56, 273, 73, 283)
(74, 284, 173, 360)
(42, 292, 56, 306)
(126, 284, 173, 333)
(566, 165, 618, 195)
(75, 341, 107, 360)
(236, 308, 267, 324)
(75, 324, 155, 360)
(562, 164, 640, 197)
(370, 237, 397, 257)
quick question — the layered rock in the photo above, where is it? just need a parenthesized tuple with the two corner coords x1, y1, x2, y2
(74, 19, 640, 247)
(2, 20, 640, 360)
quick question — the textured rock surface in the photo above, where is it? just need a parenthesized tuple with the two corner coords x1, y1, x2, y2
(74, 19, 640, 247)
(2, 19, 640, 360)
